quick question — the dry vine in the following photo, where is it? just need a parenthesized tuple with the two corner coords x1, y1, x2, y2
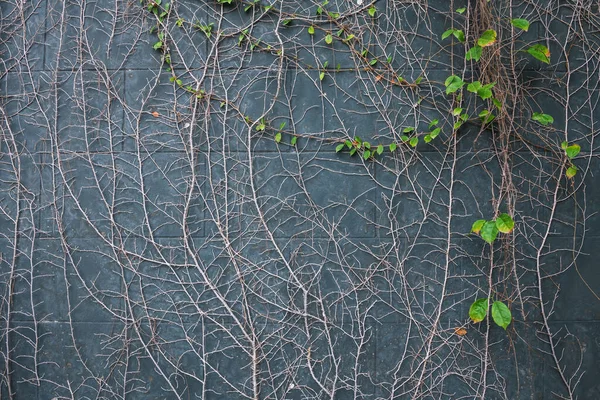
(1, 0, 599, 398)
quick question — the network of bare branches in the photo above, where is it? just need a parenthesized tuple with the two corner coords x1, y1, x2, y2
(1, 0, 599, 398)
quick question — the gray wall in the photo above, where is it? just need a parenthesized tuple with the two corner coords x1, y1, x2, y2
(1, 0, 600, 398)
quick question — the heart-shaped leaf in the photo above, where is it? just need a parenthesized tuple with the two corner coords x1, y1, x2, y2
(480, 221, 499, 244)
(527, 44, 550, 64)
(477, 30, 497, 47)
(445, 75, 465, 94)
(511, 18, 530, 31)
(532, 112, 553, 125)
(491, 301, 512, 329)
(471, 219, 486, 234)
(495, 213, 514, 233)
(469, 298, 488, 323)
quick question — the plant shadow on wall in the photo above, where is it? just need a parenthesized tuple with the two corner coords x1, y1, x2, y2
(1, 0, 600, 399)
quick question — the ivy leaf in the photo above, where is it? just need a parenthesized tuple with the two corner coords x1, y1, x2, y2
(389, 143, 397, 152)
(409, 137, 418, 147)
(532, 112, 553, 126)
(336, 143, 344, 152)
(491, 301, 512, 330)
(275, 132, 282, 143)
(511, 18, 530, 31)
(308, 26, 315, 35)
(477, 29, 497, 47)
(477, 82, 496, 100)
(291, 136, 297, 146)
(325, 34, 333, 44)
(495, 213, 515, 233)
(471, 219, 486, 234)
(403, 126, 415, 133)
(430, 127, 441, 139)
(442, 29, 454, 40)
(527, 44, 550, 64)
(423, 134, 432, 143)
(153, 41, 164, 50)
(467, 81, 481, 93)
(480, 220, 499, 244)
(453, 29, 466, 42)
(566, 164, 578, 178)
(428, 119, 439, 129)
(466, 45, 482, 61)
(363, 150, 371, 160)
(349, 147, 357, 156)
(400, 135, 409, 142)
(564, 144, 581, 159)
(445, 75, 464, 94)
(345, 140, 353, 149)
(415, 76, 423, 84)
(456, 7, 466, 14)
(368, 6, 376, 17)
(319, 72, 325, 81)
(377, 144, 384, 155)
(469, 298, 488, 323)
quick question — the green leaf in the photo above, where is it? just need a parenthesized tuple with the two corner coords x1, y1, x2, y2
(409, 137, 418, 147)
(319, 72, 325, 81)
(477, 29, 497, 47)
(291, 136, 297, 146)
(480, 220, 499, 244)
(430, 127, 441, 139)
(400, 135, 409, 142)
(275, 132, 282, 143)
(492, 98, 502, 109)
(469, 298, 488, 323)
(491, 301, 512, 329)
(532, 112, 553, 126)
(428, 119, 439, 129)
(369, 59, 377, 66)
(336, 143, 345, 152)
(452, 107, 463, 116)
(377, 144, 384, 155)
(363, 150, 371, 160)
(456, 7, 466, 14)
(471, 219, 486, 234)
(423, 134, 432, 143)
(325, 34, 333, 44)
(368, 6, 376, 17)
(495, 213, 515, 233)
(279, 121, 286, 130)
(442, 29, 454, 40)
(511, 18, 530, 31)
(566, 164, 578, 178)
(349, 147, 357, 156)
(445, 75, 464, 94)
(344, 34, 355, 42)
(153, 41, 163, 50)
(565, 144, 580, 159)
(527, 44, 550, 64)
(308, 26, 315, 35)
(465, 45, 482, 61)
(403, 127, 415, 133)
(363, 141, 371, 149)
(176, 79, 183, 86)
(454, 30, 466, 42)
(477, 84, 495, 100)
(467, 81, 481, 93)
(389, 143, 397, 152)
(415, 76, 423, 84)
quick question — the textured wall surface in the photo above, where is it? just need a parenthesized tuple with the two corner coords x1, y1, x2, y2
(1, 0, 600, 399)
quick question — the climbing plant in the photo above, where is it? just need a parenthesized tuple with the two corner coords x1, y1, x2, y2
(1, 0, 597, 399)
